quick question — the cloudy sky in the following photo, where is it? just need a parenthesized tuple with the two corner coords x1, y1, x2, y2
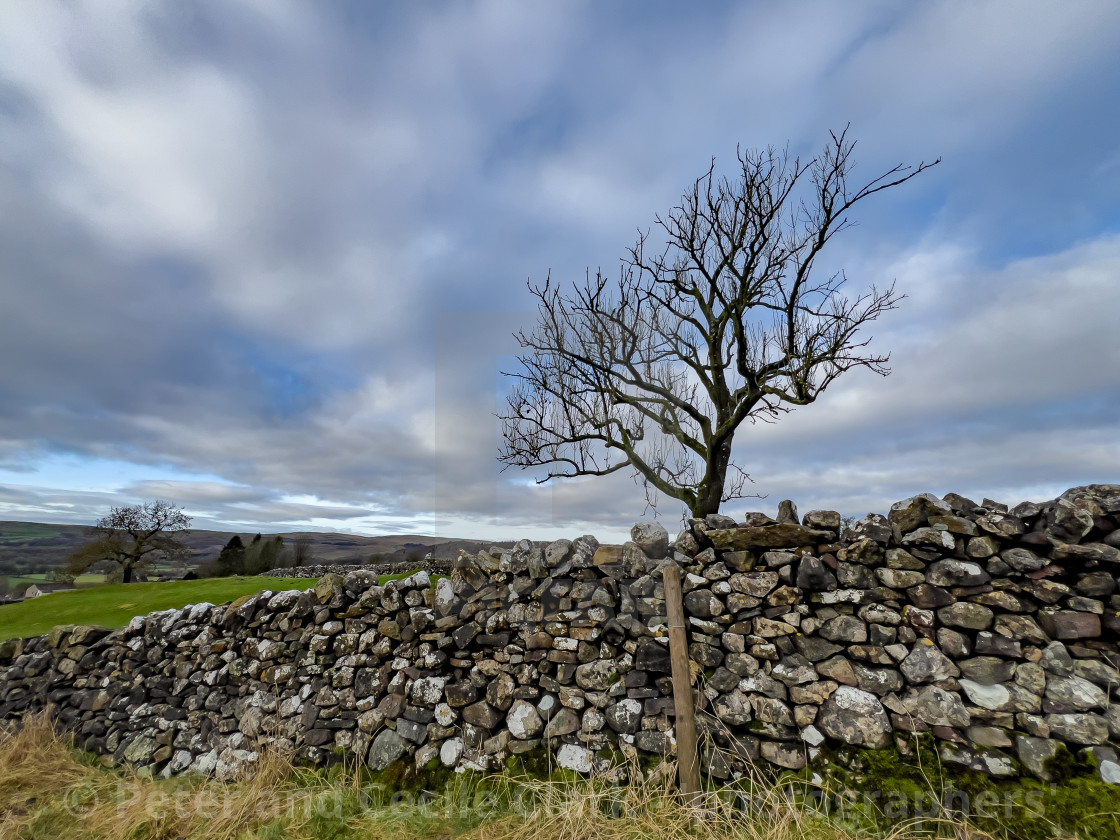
(1, 0, 1118, 543)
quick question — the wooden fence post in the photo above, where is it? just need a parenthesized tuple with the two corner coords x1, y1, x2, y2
(661, 562, 701, 807)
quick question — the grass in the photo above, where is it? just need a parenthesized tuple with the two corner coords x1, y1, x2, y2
(0, 523, 66, 543)
(0, 713, 1007, 840)
(3, 573, 106, 588)
(0, 576, 317, 641)
(0, 570, 419, 642)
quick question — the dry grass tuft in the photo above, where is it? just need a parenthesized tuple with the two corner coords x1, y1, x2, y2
(0, 715, 1012, 840)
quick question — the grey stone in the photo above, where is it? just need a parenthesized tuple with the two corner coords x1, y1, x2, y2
(819, 615, 867, 643)
(605, 699, 643, 734)
(543, 708, 581, 737)
(938, 602, 994, 631)
(1045, 499, 1094, 543)
(889, 493, 952, 533)
(1001, 548, 1046, 572)
(506, 700, 544, 739)
(1046, 713, 1110, 745)
(902, 527, 955, 552)
(926, 560, 990, 587)
(852, 663, 904, 696)
(713, 690, 752, 725)
(803, 510, 841, 530)
(761, 740, 805, 770)
(900, 686, 970, 727)
(796, 556, 837, 591)
(776, 500, 800, 525)
(977, 512, 1026, 539)
(959, 656, 1016, 685)
(631, 522, 670, 559)
(1040, 641, 1074, 676)
(817, 686, 892, 748)
(772, 654, 818, 686)
(1045, 676, 1108, 712)
(966, 535, 1000, 559)
(707, 524, 833, 550)
(900, 642, 960, 684)
(959, 679, 1013, 711)
(555, 744, 594, 773)
(368, 729, 408, 770)
(683, 589, 723, 618)
(574, 660, 618, 691)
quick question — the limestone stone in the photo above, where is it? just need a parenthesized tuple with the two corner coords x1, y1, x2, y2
(926, 560, 990, 587)
(543, 708, 581, 737)
(900, 641, 960, 684)
(506, 700, 544, 739)
(876, 568, 926, 589)
(368, 729, 407, 770)
(819, 615, 867, 643)
(1045, 499, 1094, 544)
(713, 690, 752, 725)
(556, 744, 594, 773)
(631, 522, 669, 559)
(959, 657, 1016, 685)
(1045, 676, 1108, 712)
(796, 556, 837, 591)
(1038, 611, 1101, 640)
(574, 660, 618, 691)
(776, 500, 800, 525)
(605, 699, 643, 734)
(959, 679, 1013, 712)
(902, 527, 955, 552)
(803, 510, 841, 530)
(1046, 713, 1110, 745)
(889, 493, 952, 534)
(707, 524, 833, 550)
(817, 686, 892, 748)
(1001, 548, 1046, 572)
(938, 602, 994, 631)
(966, 536, 1000, 559)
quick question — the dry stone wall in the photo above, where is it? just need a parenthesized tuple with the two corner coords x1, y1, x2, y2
(2, 484, 1119, 785)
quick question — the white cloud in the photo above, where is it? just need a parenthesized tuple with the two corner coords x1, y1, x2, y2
(0, 1, 1117, 540)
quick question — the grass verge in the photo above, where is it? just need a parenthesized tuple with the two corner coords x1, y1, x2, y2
(0, 714, 1044, 840)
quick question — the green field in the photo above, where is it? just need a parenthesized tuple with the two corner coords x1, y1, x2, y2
(0, 522, 66, 543)
(3, 572, 106, 588)
(0, 576, 319, 641)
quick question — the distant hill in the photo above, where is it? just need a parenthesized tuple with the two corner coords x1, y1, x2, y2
(0, 520, 515, 577)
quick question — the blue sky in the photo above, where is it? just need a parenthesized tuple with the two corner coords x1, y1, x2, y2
(1, 0, 1118, 543)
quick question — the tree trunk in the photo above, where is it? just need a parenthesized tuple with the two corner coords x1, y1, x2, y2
(690, 442, 731, 518)
(122, 563, 133, 584)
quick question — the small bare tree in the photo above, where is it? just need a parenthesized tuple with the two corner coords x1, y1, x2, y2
(499, 128, 938, 518)
(67, 500, 192, 583)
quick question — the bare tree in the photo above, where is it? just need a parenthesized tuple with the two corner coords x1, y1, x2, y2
(67, 500, 192, 583)
(499, 128, 938, 518)
(292, 535, 315, 567)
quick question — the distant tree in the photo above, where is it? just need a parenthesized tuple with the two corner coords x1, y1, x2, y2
(67, 500, 191, 583)
(200, 535, 246, 578)
(499, 128, 938, 517)
(292, 536, 314, 567)
(244, 535, 283, 575)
